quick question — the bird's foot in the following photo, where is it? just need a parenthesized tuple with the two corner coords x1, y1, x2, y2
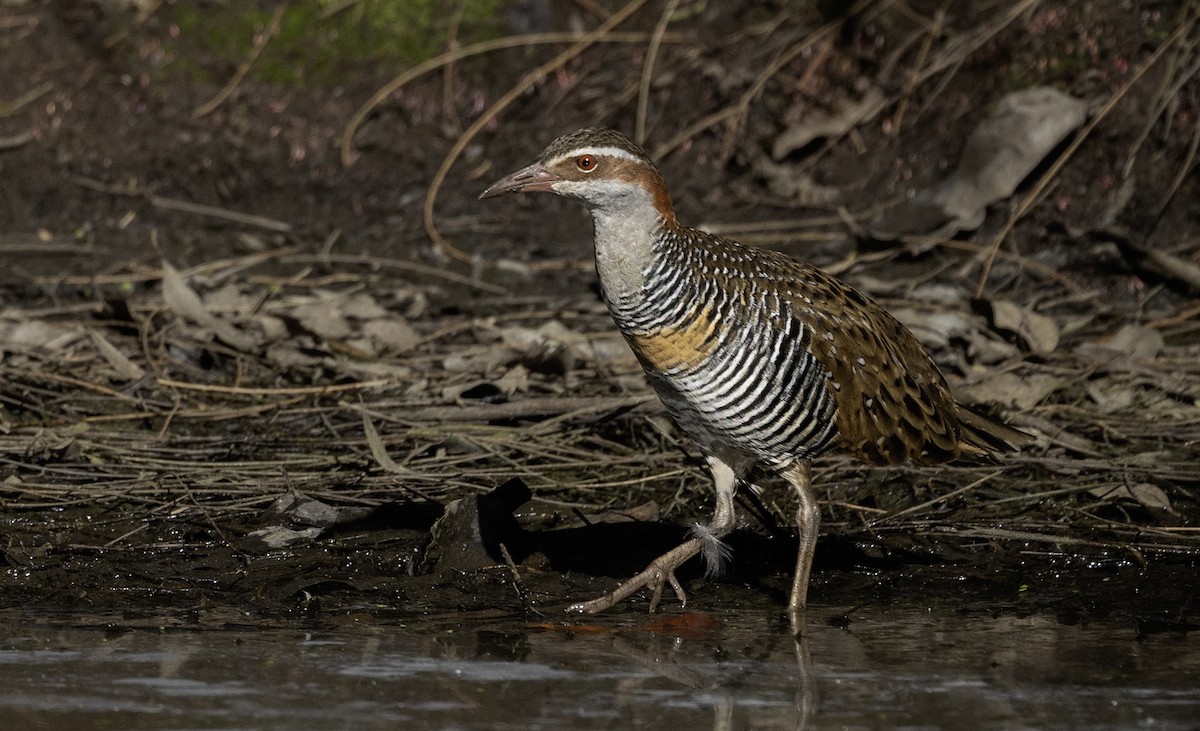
(567, 537, 702, 614)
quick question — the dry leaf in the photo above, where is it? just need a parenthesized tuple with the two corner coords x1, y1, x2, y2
(964, 330, 1021, 365)
(362, 318, 420, 353)
(1103, 324, 1164, 360)
(495, 365, 529, 395)
(265, 344, 322, 368)
(1074, 324, 1165, 367)
(871, 87, 1087, 238)
(265, 492, 342, 526)
(161, 260, 256, 350)
(753, 160, 841, 204)
(1085, 382, 1135, 413)
(362, 409, 410, 475)
(958, 372, 1063, 409)
(443, 347, 513, 374)
(291, 301, 351, 340)
(890, 307, 977, 350)
(247, 525, 323, 548)
(6, 320, 75, 351)
(987, 300, 1059, 355)
(1090, 483, 1174, 513)
(495, 320, 578, 351)
(772, 88, 885, 158)
(334, 361, 412, 380)
(161, 260, 211, 322)
(89, 329, 144, 380)
(578, 335, 636, 364)
(202, 283, 260, 315)
(341, 293, 390, 320)
(250, 314, 289, 343)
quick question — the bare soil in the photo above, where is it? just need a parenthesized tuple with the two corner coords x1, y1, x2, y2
(0, 1, 1197, 630)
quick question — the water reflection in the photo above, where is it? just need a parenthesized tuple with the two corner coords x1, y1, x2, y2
(0, 605, 1196, 729)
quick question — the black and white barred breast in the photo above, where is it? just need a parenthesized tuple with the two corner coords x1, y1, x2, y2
(610, 227, 842, 468)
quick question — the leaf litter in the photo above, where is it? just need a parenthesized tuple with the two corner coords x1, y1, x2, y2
(1, 0, 1199, 618)
(1, 241, 1196, 615)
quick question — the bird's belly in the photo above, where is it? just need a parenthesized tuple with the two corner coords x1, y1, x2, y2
(634, 326, 839, 467)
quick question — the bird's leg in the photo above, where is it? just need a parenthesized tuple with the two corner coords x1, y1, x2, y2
(568, 457, 738, 614)
(782, 460, 819, 614)
(691, 457, 736, 577)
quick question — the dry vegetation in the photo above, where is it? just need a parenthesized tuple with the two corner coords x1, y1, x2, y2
(0, 0, 1197, 613)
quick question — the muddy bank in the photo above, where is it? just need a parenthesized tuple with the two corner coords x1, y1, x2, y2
(1, 1, 1197, 625)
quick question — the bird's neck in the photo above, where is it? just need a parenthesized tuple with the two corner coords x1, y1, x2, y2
(590, 200, 670, 309)
(588, 173, 678, 310)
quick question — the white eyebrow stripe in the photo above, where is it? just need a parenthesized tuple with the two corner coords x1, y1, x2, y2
(545, 146, 642, 166)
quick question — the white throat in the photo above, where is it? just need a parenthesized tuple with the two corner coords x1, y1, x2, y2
(550, 172, 665, 309)
(590, 200, 662, 308)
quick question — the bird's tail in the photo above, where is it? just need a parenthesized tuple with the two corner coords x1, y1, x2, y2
(956, 404, 1033, 455)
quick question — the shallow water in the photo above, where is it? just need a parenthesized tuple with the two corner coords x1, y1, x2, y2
(1, 604, 1197, 730)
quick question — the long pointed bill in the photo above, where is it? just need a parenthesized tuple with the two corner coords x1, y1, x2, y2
(479, 163, 560, 199)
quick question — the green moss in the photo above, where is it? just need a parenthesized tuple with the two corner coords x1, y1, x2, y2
(163, 0, 505, 86)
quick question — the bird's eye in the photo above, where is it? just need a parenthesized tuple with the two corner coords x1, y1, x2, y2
(575, 154, 597, 172)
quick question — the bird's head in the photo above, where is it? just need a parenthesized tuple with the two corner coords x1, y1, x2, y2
(480, 127, 675, 224)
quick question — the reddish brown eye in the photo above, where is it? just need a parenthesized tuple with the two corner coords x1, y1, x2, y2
(576, 154, 596, 172)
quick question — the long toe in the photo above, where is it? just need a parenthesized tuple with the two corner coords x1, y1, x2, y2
(567, 537, 704, 614)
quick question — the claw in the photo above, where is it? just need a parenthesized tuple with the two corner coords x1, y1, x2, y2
(646, 566, 689, 613)
(667, 572, 687, 606)
(647, 571, 665, 613)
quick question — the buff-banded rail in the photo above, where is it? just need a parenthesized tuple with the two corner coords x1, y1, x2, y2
(481, 127, 1028, 615)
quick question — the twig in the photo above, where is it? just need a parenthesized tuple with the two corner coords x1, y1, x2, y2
(888, 3, 947, 137)
(499, 542, 541, 616)
(193, 4, 287, 118)
(570, 0, 612, 19)
(973, 14, 1196, 297)
(338, 29, 673, 167)
(72, 175, 294, 232)
(869, 470, 1003, 525)
(0, 131, 33, 150)
(396, 395, 654, 423)
(361, 407, 413, 474)
(156, 378, 390, 397)
(925, 236, 1085, 295)
(652, 10, 846, 160)
(84, 398, 308, 424)
(423, 0, 652, 263)
(441, 0, 468, 135)
(1146, 299, 1200, 329)
(179, 476, 233, 547)
(280, 253, 509, 295)
(1110, 229, 1200, 291)
(150, 195, 293, 233)
(635, 0, 682, 144)
(101, 0, 161, 49)
(906, 0, 1043, 90)
(1154, 87, 1200, 220)
(1121, 7, 1200, 181)
(0, 81, 53, 117)
(6, 369, 141, 403)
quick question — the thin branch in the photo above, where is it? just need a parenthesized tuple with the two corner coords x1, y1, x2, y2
(193, 4, 287, 119)
(973, 15, 1197, 297)
(635, 0, 682, 144)
(423, 0, 652, 263)
(339, 28, 673, 168)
